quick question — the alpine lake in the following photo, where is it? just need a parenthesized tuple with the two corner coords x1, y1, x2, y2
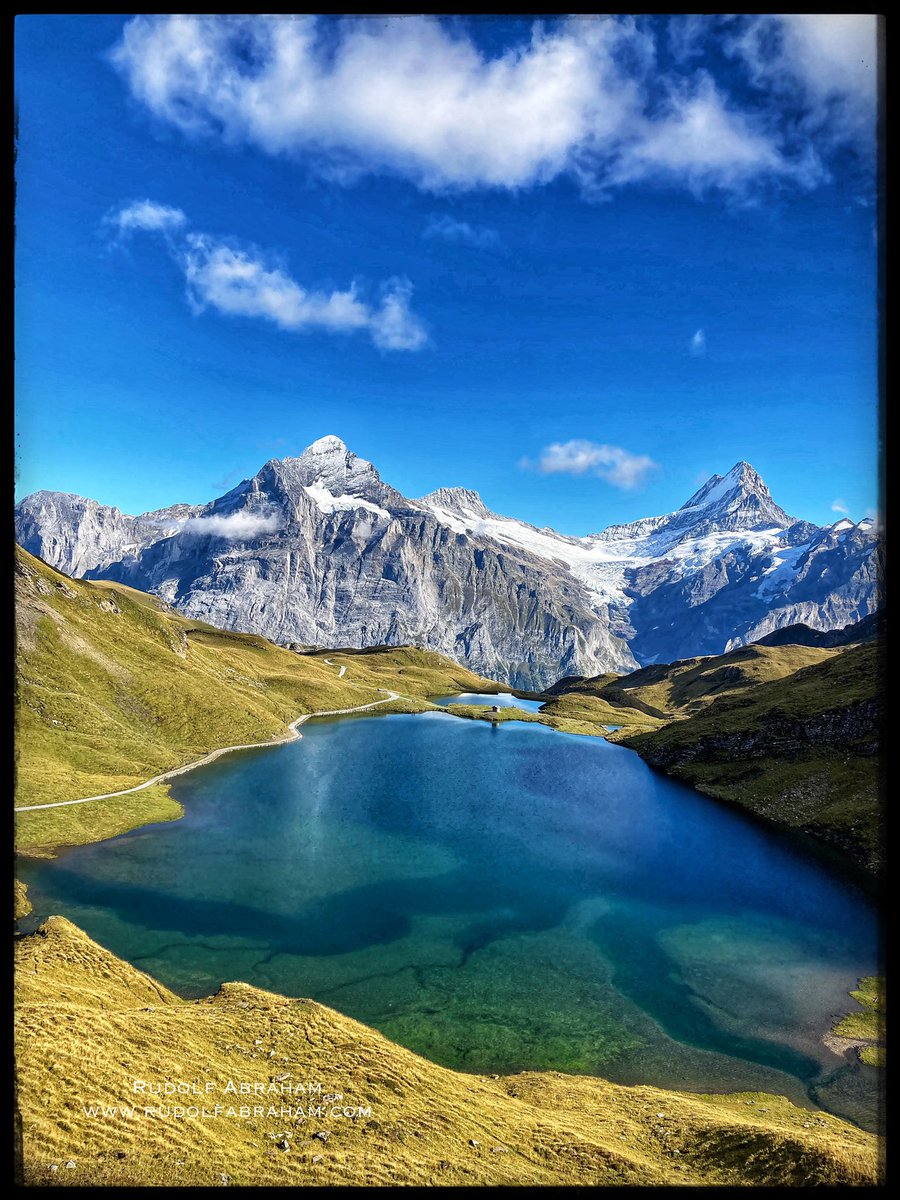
(19, 694, 881, 1131)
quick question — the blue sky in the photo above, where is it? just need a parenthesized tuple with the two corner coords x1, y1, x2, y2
(15, 14, 880, 533)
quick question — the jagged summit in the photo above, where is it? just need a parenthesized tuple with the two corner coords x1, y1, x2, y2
(672, 461, 792, 535)
(273, 435, 387, 500)
(420, 486, 491, 518)
(14, 442, 881, 688)
(682, 462, 772, 510)
(295, 434, 348, 457)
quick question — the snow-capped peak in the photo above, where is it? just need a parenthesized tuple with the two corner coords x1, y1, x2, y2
(419, 487, 490, 519)
(279, 436, 384, 496)
(302, 434, 347, 456)
(831, 517, 854, 532)
(681, 461, 769, 512)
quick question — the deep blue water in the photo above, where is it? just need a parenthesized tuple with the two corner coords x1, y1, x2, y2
(19, 706, 880, 1127)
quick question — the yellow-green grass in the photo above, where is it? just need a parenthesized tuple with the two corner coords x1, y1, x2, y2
(831, 977, 885, 1067)
(621, 642, 881, 874)
(538, 691, 663, 735)
(548, 643, 844, 722)
(601, 643, 841, 717)
(14, 880, 32, 919)
(14, 917, 881, 1188)
(14, 548, 499, 854)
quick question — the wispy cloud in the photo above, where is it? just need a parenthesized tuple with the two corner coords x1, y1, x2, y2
(831, 498, 850, 516)
(522, 440, 659, 490)
(726, 15, 877, 150)
(183, 509, 281, 539)
(108, 202, 427, 352)
(424, 215, 499, 248)
(690, 328, 706, 356)
(109, 16, 875, 199)
(109, 199, 187, 235)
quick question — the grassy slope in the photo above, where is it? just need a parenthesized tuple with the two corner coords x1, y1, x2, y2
(14, 918, 880, 1188)
(620, 643, 881, 873)
(831, 978, 885, 1068)
(14, 547, 497, 852)
(546, 643, 840, 719)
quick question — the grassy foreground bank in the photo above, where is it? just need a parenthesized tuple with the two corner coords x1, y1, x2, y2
(14, 917, 881, 1188)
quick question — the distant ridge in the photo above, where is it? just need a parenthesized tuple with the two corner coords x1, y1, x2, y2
(753, 612, 883, 649)
(15, 436, 882, 688)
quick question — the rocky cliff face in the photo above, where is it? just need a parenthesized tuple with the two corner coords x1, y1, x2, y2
(15, 491, 204, 577)
(14, 437, 882, 688)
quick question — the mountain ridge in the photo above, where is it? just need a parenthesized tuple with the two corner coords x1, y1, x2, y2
(15, 437, 881, 688)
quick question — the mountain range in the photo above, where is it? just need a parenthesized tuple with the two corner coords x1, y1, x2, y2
(15, 435, 881, 688)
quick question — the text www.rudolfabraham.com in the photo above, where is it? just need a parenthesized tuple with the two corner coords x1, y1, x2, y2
(81, 1080, 373, 1121)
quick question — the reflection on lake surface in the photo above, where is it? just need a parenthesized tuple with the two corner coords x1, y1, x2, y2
(19, 704, 881, 1129)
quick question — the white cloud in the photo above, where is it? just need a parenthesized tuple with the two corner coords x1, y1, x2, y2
(690, 328, 706, 356)
(424, 215, 499, 248)
(727, 15, 878, 150)
(525, 440, 659, 489)
(108, 14, 867, 198)
(183, 509, 281, 539)
(108, 202, 427, 351)
(368, 279, 429, 351)
(831, 498, 850, 516)
(109, 199, 187, 234)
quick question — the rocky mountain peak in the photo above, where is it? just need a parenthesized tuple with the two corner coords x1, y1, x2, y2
(676, 461, 792, 533)
(420, 487, 490, 519)
(682, 461, 768, 509)
(273, 435, 385, 497)
(14, 439, 881, 688)
(299, 434, 349, 458)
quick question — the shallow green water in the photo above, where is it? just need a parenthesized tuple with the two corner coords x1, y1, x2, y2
(19, 707, 881, 1128)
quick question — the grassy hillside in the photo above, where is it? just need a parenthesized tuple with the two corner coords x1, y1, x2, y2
(14, 918, 881, 1188)
(14, 547, 497, 853)
(544, 643, 841, 721)
(621, 643, 881, 874)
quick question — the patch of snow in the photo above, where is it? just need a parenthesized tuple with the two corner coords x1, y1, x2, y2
(304, 483, 391, 522)
(755, 543, 810, 599)
(425, 495, 792, 610)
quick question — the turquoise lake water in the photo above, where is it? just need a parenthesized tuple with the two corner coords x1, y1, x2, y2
(19, 706, 881, 1129)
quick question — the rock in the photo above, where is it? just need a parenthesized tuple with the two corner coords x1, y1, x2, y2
(18, 446, 880, 689)
(313, 1131, 330, 1143)
(65, 1161, 76, 1169)
(468, 1139, 480, 1148)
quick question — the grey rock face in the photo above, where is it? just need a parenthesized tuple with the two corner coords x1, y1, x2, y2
(14, 440, 881, 688)
(14, 491, 205, 577)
